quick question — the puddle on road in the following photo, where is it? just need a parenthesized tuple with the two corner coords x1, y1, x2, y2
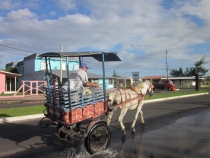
(38, 109, 210, 158)
(107, 109, 210, 158)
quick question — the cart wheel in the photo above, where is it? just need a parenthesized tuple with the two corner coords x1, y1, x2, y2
(85, 122, 111, 154)
(57, 125, 66, 140)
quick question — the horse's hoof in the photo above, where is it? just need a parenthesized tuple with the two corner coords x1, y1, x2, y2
(141, 122, 145, 125)
(122, 129, 126, 134)
(131, 128, 136, 133)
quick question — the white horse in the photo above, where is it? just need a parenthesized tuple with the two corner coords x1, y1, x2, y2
(107, 80, 154, 134)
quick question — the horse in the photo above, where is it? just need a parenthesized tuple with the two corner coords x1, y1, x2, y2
(106, 80, 154, 134)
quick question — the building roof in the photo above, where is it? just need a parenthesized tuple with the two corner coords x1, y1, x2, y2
(0, 70, 22, 77)
(162, 76, 195, 80)
(142, 76, 196, 80)
(142, 76, 164, 80)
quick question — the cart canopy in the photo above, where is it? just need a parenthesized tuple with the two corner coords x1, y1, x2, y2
(38, 51, 121, 62)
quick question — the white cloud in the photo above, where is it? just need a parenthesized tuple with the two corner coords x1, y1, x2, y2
(0, 0, 19, 10)
(50, 11, 56, 16)
(57, 0, 77, 12)
(0, 0, 210, 76)
(6, 8, 37, 21)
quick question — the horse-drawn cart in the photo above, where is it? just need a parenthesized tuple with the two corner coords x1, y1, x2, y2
(39, 51, 121, 154)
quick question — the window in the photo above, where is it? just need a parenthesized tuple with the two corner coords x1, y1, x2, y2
(109, 79, 113, 84)
(62, 63, 66, 70)
(73, 65, 79, 70)
(41, 62, 46, 70)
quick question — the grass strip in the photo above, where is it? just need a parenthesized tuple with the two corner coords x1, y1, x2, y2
(0, 105, 45, 118)
(0, 90, 209, 118)
(146, 90, 209, 100)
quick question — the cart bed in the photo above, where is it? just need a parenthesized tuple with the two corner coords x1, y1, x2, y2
(44, 86, 107, 125)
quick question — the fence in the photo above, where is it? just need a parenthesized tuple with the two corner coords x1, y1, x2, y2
(14, 80, 46, 96)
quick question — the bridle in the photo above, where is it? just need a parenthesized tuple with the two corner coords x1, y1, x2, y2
(147, 83, 154, 97)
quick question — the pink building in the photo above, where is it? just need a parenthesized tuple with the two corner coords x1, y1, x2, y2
(0, 70, 22, 94)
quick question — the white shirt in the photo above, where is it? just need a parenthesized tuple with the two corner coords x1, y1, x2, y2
(62, 69, 88, 90)
(71, 69, 88, 85)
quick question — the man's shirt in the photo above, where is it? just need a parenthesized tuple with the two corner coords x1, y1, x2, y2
(62, 69, 88, 90)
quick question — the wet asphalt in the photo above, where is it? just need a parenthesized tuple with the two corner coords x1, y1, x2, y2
(1, 89, 210, 158)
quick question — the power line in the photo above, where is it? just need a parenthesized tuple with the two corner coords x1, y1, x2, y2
(0, 44, 36, 53)
(0, 51, 28, 56)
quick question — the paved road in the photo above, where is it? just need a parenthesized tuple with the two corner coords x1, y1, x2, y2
(0, 93, 210, 158)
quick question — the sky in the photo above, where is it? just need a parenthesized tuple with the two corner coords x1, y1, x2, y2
(0, 0, 210, 78)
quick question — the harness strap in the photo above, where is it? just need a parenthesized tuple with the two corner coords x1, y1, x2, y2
(110, 88, 142, 110)
(111, 88, 130, 103)
(115, 95, 141, 109)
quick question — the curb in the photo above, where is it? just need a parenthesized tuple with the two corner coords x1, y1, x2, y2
(0, 101, 45, 105)
(0, 114, 44, 124)
(0, 92, 209, 124)
(145, 92, 209, 103)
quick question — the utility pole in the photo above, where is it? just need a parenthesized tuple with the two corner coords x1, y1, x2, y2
(60, 45, 63, 84)
(195, 66, 199, 91)
(166, 50, 169, 80)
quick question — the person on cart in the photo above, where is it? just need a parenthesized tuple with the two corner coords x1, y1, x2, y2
(69, 63, 100, 131)
(70, 63, 99, 88)
(62, 63, 99, 90)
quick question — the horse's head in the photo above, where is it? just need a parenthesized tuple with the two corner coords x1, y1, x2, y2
(147, 81, 154, 97)
(135, 80, 154, 97)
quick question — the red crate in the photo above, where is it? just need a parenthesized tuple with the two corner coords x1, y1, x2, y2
(95, 101, 106, 115)
(83, 104, 94, 119)
(70, 107, 83, 124)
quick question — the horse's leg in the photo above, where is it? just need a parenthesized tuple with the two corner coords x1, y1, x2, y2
(139, 100, 145, 125)
(131, 100, 145, 132)
(107, 111, 114, 126)
(118, 107, 129, 134)
(106, 93, 116, 126)
(131, 106, 141, 132)
(140, 110, 145, 125)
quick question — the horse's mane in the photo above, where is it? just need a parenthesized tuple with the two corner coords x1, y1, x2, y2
(135, 80, 151, 92)
(135, 80, 149, 87)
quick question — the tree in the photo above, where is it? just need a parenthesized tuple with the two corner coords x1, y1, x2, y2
(170, 55, 209, 77)
(5, 67, 19, 73)
(194, 55, 209, 76)
(170, 67, 184, 76)
(113, 70, 117, 77)
(112, 70, 121, 77)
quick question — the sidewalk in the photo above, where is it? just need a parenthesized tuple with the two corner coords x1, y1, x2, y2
(0, 95, 45, 123)
(0, 95, 45, 105)
(0, 92, 209, 124)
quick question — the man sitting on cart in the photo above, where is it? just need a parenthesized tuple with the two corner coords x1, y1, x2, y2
(70, 63, 99, 88)
(73, 63, 99, 88)
(62, 62, 99, 90)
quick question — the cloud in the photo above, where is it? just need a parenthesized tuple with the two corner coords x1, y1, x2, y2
(0, 0, 209, 76)
(6, 8, 37, 21)
(50, 11, 56, 16)
(56, 0, 77, 12)
(0, 0, 19, 10)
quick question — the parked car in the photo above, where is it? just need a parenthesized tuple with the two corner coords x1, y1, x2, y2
(153, 80, 176, 91)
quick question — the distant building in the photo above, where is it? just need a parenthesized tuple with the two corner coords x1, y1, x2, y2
(142, 76, 208, 87)
(0, 70, 22, 93)
(5, 53, 115, 89)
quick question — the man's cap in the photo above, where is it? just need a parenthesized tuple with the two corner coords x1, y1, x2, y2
(80, 63, 89, 69)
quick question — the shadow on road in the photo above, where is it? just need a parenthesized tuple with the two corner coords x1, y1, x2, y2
(0, 119, 89, 158)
